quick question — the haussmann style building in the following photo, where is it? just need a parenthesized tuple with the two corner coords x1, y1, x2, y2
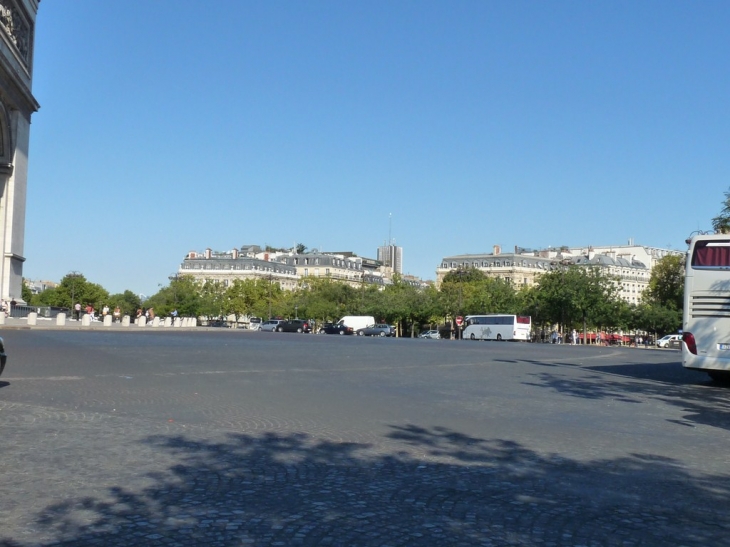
(436, 242, 676, 305)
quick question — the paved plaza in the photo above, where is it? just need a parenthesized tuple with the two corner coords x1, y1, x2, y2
(1, 329, 729, 546)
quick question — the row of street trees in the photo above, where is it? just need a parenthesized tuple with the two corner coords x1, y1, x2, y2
(26, 255, 684, 338)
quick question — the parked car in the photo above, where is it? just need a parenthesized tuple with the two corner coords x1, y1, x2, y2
(657, 334, 682, 348)
(319, 322, 354, 335)
(356, 324, 394, 337)
(260, 319, 284, 332)
(276, 319, 311, 333)
(248, 317, 262, 330)
(419, 330, 441, 340)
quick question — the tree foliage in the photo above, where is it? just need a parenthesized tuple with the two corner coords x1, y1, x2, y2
(531, 266, 623, 330)
(712, 188, 730, 234)
(644, 254, 684, 311)
(28, 263, 665, 336)
(34, 273, 111, 310)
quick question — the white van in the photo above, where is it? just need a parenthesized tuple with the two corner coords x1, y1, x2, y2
(248, 317, 262, 330)
(337, 316, 375, 332)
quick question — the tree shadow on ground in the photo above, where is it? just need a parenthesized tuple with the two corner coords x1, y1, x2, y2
(3, 425, 730, 546)
(522, 358, 730, 431)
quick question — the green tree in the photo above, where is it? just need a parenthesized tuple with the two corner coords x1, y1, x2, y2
(199, 280, 227, 321)
(108, 290, 142, 317)
(712, 188, 730, 233)
(36, 273, 110, 311)
(147, 275, 202, 318)
(632, 302, 682, 338)
(644, 254, 684, 311)
(21, 280, 32, 303)
(442, 267, 486, 284)
(226, 278, 264, 323)
(533, 266, 622, 334)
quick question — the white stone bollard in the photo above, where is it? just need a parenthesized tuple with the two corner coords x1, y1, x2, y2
(82, 314, 91, 326)
(0, 312, 6, 325)
(56, 313, 66, 326)
(137, 316, 147, 327)
(122, 315, 131, 327)
(174, 317, 181, 327)
(27, 312, 37, 326)
(163, 317, 172, 327)
(152, 317, 160, 327)
(104, 315, 113, 327)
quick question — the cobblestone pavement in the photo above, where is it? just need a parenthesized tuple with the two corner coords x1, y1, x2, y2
(1, 330, 729, 546)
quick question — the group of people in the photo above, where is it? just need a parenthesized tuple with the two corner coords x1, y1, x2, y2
(73, 303, 122, 322)
(537, 329, 581, 345)
(69, 305, 180, 324)
(135, 308, 155, 322)
(0, 298, 16, 316)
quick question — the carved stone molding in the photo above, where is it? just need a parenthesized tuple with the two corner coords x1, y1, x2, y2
(0, 1, 31, 66)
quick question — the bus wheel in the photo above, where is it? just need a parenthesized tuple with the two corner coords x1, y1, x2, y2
(470, 333, 475, 340)
(496, 334, 503, 341)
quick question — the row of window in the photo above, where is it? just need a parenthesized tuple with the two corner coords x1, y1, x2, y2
(441, 261, 649, 277)
(182, 263, 295, 275)
(443, 260, 551, 269)
(293, 257, 361, 269)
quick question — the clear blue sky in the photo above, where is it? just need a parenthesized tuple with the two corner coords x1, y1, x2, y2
(26, 1, 730, 296)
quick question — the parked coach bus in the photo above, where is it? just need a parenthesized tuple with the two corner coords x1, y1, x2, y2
(682, 234, 730, 381)
(463, 314, 531, 341)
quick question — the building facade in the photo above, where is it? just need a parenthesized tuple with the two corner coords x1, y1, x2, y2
(0, 1, 39, 303)
(436, 243, 656, 305)
(179, 246, 392, 290)
(437, 246, 555, 288)
(179, 248, 299, 291)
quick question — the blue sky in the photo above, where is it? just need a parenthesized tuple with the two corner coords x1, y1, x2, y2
(26, 1, 730, 296)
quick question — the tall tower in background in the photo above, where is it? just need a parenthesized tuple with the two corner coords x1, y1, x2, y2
(0, 1, 40, 302)
(377, 243, 403, 274)
(377, 213, 403, 274)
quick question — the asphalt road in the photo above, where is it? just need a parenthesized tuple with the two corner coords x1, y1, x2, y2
(1, 330, 729, 546)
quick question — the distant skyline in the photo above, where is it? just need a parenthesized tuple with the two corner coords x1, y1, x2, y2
(24, 1, 730, 295)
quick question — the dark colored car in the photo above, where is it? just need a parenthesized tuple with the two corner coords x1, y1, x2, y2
(319, 322, 354, 335)
(276, 319, 311, 333)
(356, 324, 394, 337)
(0, 337, 6, 376)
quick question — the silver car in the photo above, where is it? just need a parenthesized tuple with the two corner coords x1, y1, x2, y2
(260, 319, 284, 332)
(656, 334, 681, 348)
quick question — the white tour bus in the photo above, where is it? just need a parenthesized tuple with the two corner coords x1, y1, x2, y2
(463, 314, 531, 341)
(682, 233, 730, 380)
